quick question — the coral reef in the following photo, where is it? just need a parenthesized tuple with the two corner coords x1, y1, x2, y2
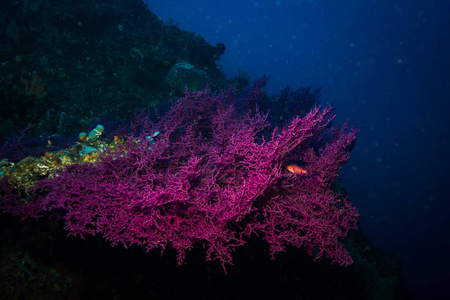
(0, 83, 359, 269)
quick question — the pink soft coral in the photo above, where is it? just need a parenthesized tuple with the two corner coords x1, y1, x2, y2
(0, 84, 359, 269)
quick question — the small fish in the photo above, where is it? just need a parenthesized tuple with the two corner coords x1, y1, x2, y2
(286, 164, 308, 175)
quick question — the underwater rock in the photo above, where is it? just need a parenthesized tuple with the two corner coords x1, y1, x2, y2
(165, 62, 209, 95)
(0, 0, 226, 136)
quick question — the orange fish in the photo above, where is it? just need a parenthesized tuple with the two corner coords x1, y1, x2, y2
(286, 164, 308, 175)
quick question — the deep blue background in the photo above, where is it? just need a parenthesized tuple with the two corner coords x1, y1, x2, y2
(146, 0, 450, 298)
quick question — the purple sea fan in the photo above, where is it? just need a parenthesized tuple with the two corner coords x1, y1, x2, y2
(0, 85, 359, 269)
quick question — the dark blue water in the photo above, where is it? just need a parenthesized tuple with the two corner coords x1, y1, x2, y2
(146, 0, 450, 298)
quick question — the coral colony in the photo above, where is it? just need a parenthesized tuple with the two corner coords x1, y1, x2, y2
(0, 83, 359, 270)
